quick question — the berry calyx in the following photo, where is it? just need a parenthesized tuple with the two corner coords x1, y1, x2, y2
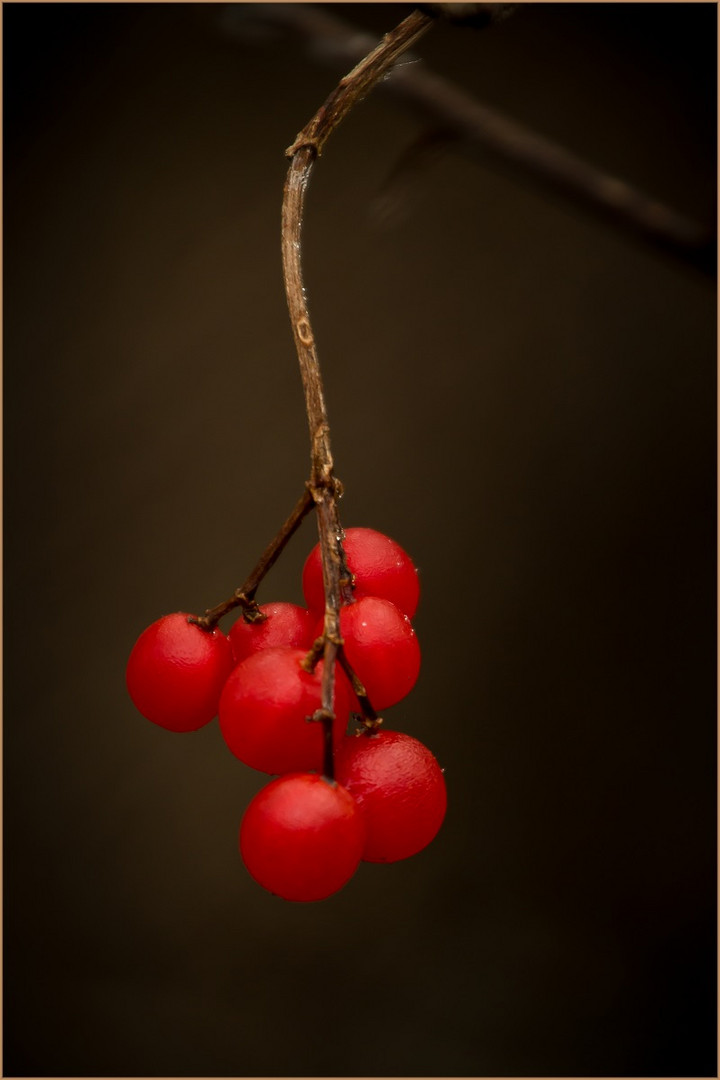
(339, 595, 421, 710)
(126, 612, 234, 732)
(303, 527, 420, 618)
(335, 729, 446, 863)
(228, 602, 316, 665)
(218, 647, 351, 774)
(240, 772, 366, 901)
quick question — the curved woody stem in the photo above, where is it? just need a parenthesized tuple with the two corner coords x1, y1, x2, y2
(281, 9, 433, 778)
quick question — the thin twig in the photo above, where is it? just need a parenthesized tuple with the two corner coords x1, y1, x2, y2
(223, 3, 715, 274)
(281, 9, 434, 777)
(190, 487, 314, 630)
(337, 650, 384, 733)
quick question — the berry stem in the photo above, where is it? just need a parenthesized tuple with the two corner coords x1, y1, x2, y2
(191, 487, 315, 630)
(337, 650, 383, 733)
(281, 8, 433, 777)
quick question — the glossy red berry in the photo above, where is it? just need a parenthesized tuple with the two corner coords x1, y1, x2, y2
(228, 602, 316, 665)
(126, 612, 234, 732)
(240, 772, 366, 901)
(219, 647, 351, 774)
(335, 729, 447, 863)
(303, 527, 420, 618)
(340, 595, 420, 710)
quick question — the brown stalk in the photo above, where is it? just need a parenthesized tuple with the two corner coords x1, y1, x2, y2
(281, 9, 434, 778)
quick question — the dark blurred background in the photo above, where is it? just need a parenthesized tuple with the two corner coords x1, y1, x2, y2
(3, 3, 716, 1076)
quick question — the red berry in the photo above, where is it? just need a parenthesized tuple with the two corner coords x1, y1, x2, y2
(219, 647, 351, 774)
(303, 527, 420, 618)
(126, 612, 234, 732)
(340, 596, 420, 710)
(228, 602, 316, 665)
(335, 730, 447, 863)
(240, 772, 366, 901)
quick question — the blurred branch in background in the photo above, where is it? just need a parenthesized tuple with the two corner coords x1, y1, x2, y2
(220, 2, 715, 276)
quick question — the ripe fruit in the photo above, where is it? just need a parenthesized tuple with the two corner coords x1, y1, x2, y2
(240, 772, 366, 901)
(303, 527, 420, 618)
(228, 602, 316, 665)
(335, 729, 446, 863)
(340, 595, 420, 710)
(126, 612, 234, 732)
(219, 647, 352, 774)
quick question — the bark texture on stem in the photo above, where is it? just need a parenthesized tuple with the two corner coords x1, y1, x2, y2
(280, 9, 434, 776)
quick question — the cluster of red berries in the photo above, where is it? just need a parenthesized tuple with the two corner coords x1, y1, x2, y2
(126, 527, 447, 902)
